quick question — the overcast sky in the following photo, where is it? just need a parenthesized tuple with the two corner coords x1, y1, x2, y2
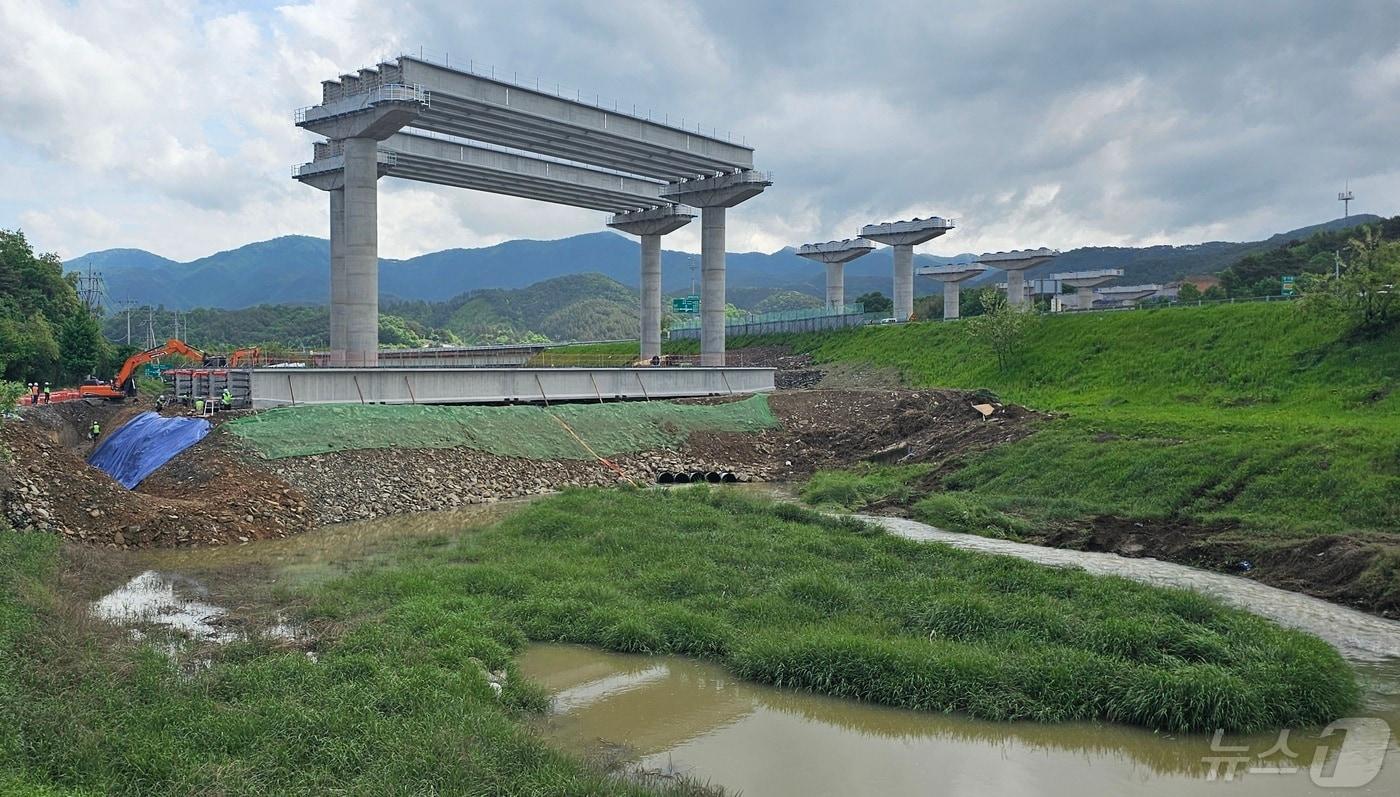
(2, 0, 1398, 262)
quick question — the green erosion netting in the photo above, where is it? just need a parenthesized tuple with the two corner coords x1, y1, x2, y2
(226, 394, 777, 460)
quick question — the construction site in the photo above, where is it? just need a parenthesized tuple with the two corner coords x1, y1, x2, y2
(0, 350, 1034, 545)
(6, 22, 1400, 795)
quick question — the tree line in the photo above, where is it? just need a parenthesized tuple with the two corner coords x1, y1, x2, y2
(1, 230, 125, 387)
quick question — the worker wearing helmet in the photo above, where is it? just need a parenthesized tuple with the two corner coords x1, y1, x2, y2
(88, 421, 101, 442)
(221, 388, 233, 412)
(42, 383, 51, 404)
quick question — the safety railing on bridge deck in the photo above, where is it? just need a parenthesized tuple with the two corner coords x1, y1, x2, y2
(524, 351, 789, 369)
(293, 83, 431, 125)
(291, 150, 398, 178)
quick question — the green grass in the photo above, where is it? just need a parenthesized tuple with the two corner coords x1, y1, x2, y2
(0, 528, 708, 797)
(0, 490, 1361, 794)
(304, 489, 1352, 733)
(799, 463, 932, 510)
(578, 302, 1400, 536)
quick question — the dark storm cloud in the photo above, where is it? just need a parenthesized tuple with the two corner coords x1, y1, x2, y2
(396, 0, 1400, 250)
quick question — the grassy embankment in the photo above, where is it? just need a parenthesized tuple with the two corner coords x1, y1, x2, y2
(0, 489, 1360, 794)
(564, 303, 1400, 539)
(796, 303, 1400, 537)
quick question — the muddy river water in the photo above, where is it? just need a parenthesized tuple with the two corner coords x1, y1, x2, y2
(96, 494, 1400, 796)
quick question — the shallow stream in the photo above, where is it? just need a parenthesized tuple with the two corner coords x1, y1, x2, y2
(87, 493, 1400, 795)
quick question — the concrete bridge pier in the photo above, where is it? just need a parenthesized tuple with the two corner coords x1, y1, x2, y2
(294, 87, 425, 365)
(1052, 269, 1124, 310)
(915, 264, 988, 320)
(608, 205, 696, 360)
(662, 171, 773, 366)
(860, 217, 956, 322)
(975, 248, 1061, 308)
(342, 138, 380, 366)
(701, 207, 727, 365)
(796, 239, 875, 311)
(329, 187, 346, 364)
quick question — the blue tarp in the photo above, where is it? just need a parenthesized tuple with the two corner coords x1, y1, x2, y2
(88, 411, 212, 489)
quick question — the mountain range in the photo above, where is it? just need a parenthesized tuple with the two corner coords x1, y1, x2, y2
(68, 214, 1382, 312)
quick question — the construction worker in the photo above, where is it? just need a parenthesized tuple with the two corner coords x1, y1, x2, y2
(42, 383, 51, 404)
(194, 397, 205, 416)
(220, 388, 233, 412)
(88, 420, 101, 442)
(29, 383, 39, 405)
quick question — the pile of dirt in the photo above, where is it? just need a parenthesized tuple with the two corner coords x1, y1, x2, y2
(680, 389, 1043, 480)
(1, 401, 311, 549)
(724, 345, 905, 390)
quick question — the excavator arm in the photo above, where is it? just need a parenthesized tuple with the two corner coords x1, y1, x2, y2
(228, 346, 260, 367)
(81, 338, 206, 400)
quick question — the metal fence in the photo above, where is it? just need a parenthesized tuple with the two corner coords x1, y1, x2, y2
(669, 303, 865, 332)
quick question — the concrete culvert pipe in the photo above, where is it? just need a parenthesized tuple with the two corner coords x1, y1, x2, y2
(705, 471, 723, 483)
(689, 471, 707, 483)
(720, 472, 739, 483)
(657, 472, 676, 484)
(672, 472, 691, 483)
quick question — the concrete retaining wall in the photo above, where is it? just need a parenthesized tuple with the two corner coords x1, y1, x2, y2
(250, 367, 775, 408)
(670, 312, 870, 339)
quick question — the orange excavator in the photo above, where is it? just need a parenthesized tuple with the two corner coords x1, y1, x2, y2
(228, 346, 261, 367)
(79, 338, 210, 401)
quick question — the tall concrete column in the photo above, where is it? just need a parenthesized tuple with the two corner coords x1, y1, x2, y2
(640, 233, 662, 359)
(796, 239, 872, 313)
(608, 205, 695, 362)
(1007, 269, 1027, 307)
(892, 244, 914, 321)
(1076, 286, 1094, 310)
(328, 187, 347, 365)
(701, 206, 727, 366)
(825, 263, 845, 311)
(342, 137, 379, 367)
(944, 282, 960, 319)
(917, 265, 986, 321)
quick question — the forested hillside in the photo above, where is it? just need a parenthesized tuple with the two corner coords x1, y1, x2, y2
(73, 216, 1381, 310)
(1219, 215, 1400, 295)
(1, 230, 121, 386)
(101, 273, 649, 349)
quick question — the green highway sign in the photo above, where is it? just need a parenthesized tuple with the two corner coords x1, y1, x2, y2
(671, 296, 700, 313)
(1282, 275, 1296, 295)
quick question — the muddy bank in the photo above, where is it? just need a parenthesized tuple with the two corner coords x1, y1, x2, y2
(1036, 516, 1400, 618)
(1, 401, 311, 548)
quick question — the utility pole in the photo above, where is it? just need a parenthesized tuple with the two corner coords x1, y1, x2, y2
(113, 297, 138, 345)
(1339, 182, 1354, 218)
